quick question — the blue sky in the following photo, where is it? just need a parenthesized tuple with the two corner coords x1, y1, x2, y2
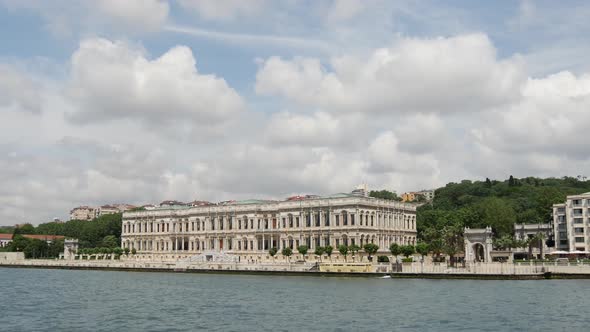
(1, 0, 590, 225)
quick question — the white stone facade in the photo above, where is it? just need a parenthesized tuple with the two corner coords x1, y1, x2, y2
(121, 194, 417, 260)
(552, 192, 590, 253)
(70, 206, 97, 221)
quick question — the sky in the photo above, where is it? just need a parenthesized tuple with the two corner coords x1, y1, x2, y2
(1, 0, 590, 225)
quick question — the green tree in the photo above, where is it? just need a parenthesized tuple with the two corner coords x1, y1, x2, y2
(414, 194, 427, 203)
(101, 235, 119, 248)
(297, 245, 309, 260)
(415, 242, 429, 260)
(124, 247, 130, 255)
(348, 244, 361, 255)
(401, 245, 415, 258)
(338, 244, 349, 261)
(474, 197, 516, 237)
(363, 243, 379, 261)
(369, 190, 402, 201)
(314, 246, 325, 256)
(442, 223, 464, 267)
(24, 239, 49, 259)
(269, 247, 278, 257)
(282, 247, 293, 260)
(13, 223, 36, 235)
(389, 243, 402, 260)
(324, 245, 333, 259)
(131, 248, 136, 255)
(113, 247, 123, 258)
(47, 238, 65, 258)
(8, 234, 30, 252)
(493, 235, 517, 250)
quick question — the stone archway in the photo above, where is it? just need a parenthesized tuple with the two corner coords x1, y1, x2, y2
(473, 243, 485, 262)
(464, 227, 493, 263)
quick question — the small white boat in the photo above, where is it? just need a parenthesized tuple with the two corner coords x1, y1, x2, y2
(379, 275, 391, 279)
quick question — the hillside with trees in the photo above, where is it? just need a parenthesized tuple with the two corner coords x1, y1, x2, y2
(417, 176, 590, 240)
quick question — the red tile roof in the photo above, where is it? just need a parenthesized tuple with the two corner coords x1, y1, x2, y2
(0, 234, 12, 240)
(0, 234, 65, 241)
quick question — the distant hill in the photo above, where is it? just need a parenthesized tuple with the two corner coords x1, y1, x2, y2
(417, 176, 590, 237)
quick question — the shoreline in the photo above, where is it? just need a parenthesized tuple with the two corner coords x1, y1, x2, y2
(3, 263, 590, 279)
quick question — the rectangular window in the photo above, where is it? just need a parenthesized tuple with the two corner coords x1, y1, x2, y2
(296, 217, 299, 228)
(574, 218, 583, 224)
(335, 215, 340, 226)
(575, 237, 585, 243)
(575, 227, 584, 234)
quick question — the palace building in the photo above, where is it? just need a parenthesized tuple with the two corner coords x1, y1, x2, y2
(121, 191, 417, 260)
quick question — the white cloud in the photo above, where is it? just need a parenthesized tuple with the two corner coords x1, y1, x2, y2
(472, 71, 590, 158)
(96, 0, 169, 31)
(66, 38, 244, 128)
(177, 0, 266, 21)
(265, 111, 357, 147)
(256, 33, 526, 114)
(368, 131, 439, 175)
(163, 25, 330, 52)
(0, 64, 42, 113)
(0, 0, 169, 35)
(326, 0, 366, 23)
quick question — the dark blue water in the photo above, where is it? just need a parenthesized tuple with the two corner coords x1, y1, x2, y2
(0, 268, 588, 331)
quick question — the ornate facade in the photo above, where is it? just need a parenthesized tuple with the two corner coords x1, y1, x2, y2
(121, 193, 417, 260)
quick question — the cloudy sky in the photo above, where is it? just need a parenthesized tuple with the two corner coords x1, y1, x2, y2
(1, 0, 590, 225)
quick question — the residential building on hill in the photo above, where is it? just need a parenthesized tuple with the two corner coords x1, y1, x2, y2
(402, 189, 435, 202)
(121, 190, 418, 260)
(69, 206, 97, 221)
(552, 192, 590, 254)
(70, 203, 136, 220)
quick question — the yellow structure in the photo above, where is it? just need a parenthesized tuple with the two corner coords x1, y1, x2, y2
(319, 262, 373, 273)
(402, 192, 416, 202)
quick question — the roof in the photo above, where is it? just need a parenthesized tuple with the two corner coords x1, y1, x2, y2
(188, 200, 214, 206)
(23, 234, 65, 241)
(0, 234, 65, 241)
(319, 193, 355, 199)
(160, 200, 187, 206)
(230, 199, 277, 205)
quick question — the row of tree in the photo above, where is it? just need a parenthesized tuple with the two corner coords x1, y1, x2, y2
(10, 213, 122, 249)
(0, 235, 64, 259)
(76, 247, 136, 259)
(266, 242, 432, 263)
(418, 176, 590, 242)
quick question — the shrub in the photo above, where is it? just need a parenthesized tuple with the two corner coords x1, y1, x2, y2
(377, 256, 390, 263)
(402, 257, 413, 263)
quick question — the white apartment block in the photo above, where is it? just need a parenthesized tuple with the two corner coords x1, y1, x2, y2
(69, 206, 97, 221)
(552, 192, 590, 253)
(121, 192, 417, 260)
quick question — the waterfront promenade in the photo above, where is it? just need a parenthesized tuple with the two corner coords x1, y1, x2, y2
(3, 258, 590, 279)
